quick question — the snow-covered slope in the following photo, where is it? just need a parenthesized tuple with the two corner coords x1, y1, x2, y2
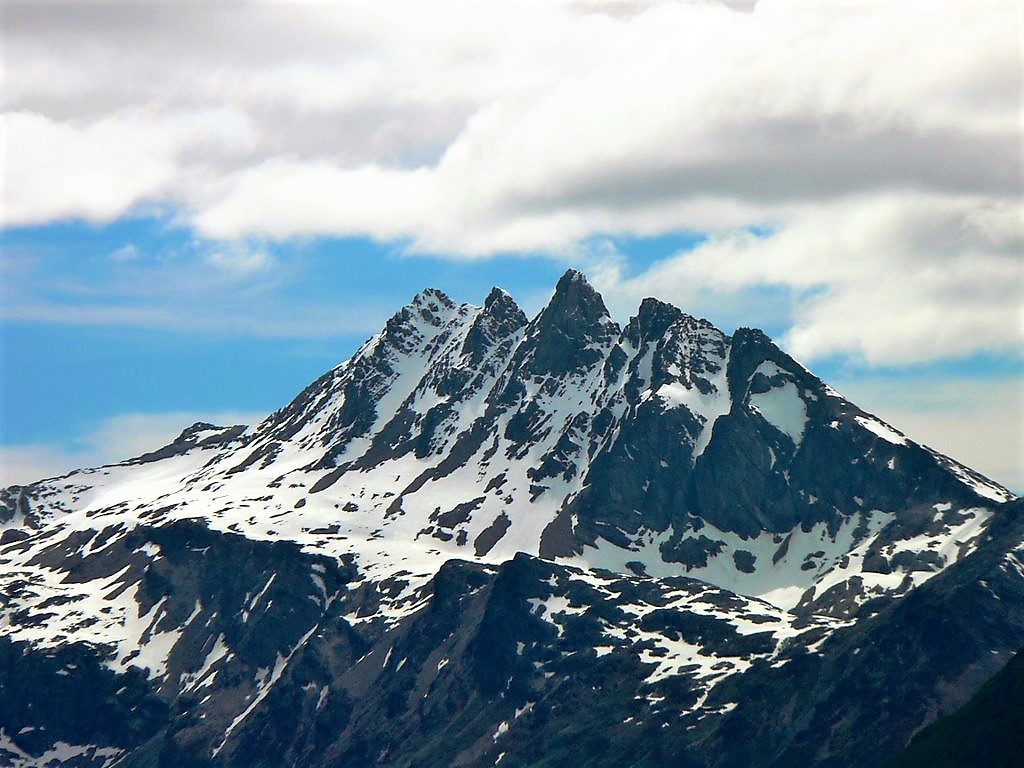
(0, 270, 1019, 768)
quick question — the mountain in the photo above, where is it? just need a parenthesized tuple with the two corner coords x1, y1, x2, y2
(0, 270, 1020, 768)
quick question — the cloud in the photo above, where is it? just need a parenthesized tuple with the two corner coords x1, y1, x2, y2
(4, 1, 1018, 243)
(206, 245, 274, 274)
(2, 0, 1020, 363)
(2, 108, 256, 226)
(0, 245, 391, 338)
(185, 1, 1020, 254)
(0, 410, 266, 487)
(0, 298, 389, 338)
(591, 195, 1024, 364)
(110, 243, 140, 262)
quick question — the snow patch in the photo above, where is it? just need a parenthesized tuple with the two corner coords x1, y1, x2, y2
(749, 381, 807, 445)
(854, 415, 907, 445)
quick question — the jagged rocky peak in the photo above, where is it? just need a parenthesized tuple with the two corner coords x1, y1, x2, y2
(248, 290, 468, 468)
(410, 286, 455, 313)
(727, 326, 793, 386)
(483, 285, 519, 313)
(173, 421, 248, 445)
(461, 287, 529, 366)
(616, 296, 729, 402)
(543, 268, 611, 326)
(376, 287, 458, 353)
(481, 286, 528, 341)
(625, 296, 687, 343)
(133, 422, 249, 465)
(524, 269, 620, 376)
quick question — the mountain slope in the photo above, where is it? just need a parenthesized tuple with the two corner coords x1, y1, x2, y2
(885, 649, 1024, 768)
(0, 270, 1019, 767)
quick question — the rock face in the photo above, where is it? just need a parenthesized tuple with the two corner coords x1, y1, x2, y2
(0, 271, 1020, 768)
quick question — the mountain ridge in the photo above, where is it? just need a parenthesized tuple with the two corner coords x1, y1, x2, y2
(0, 269, 1019, 767)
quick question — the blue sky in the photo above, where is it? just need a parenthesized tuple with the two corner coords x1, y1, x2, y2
(0, 217, 714, 447)
(2, 1, 1020, 490)
(3, 212, 1020, 492)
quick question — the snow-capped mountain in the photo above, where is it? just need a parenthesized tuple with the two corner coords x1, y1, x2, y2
(1, 270, 1020, 768)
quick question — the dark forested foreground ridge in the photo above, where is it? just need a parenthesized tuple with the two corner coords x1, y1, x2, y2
(1, 270, 1021, 767)
(885, 650, 1024, 768)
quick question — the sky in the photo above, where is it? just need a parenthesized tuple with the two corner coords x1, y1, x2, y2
(1, 0, 1022, 491)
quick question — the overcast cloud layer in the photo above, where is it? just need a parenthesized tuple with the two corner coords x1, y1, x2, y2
(4, 0, 1022, 365)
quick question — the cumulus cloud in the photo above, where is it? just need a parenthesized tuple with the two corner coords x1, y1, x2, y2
(183, 1, 1020, 255)
(592, 195, 1024, 364)
(2, 108, 256, 226)
(5, 1, 1018, 237)
(2, 0, 1021, 362)
(0, 411, 266, 486)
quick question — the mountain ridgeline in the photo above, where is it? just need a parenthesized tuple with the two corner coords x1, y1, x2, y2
(0, 270, 1020, 768)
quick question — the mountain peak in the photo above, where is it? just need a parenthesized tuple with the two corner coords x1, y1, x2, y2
(480, 285, 527, 330)
(483, 285, 516, 310)
(627, 296, 687, 342)
(557, 267, 588, 286)
(410, 287, 455, 310)
(524, 270, 617, 375)
(460, 287, 528, 365)
(544, 268, 611, 323)
(381, 287, 457, 340)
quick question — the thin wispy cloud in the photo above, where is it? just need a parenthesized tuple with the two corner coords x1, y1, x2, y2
(0, 246, 391, 338)
(205, 246, 275, 275)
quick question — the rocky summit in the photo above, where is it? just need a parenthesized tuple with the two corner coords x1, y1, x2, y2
(1, 270, 1020, 768)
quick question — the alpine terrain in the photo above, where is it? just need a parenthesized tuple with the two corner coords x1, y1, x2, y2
(1, 270, 1020, 768)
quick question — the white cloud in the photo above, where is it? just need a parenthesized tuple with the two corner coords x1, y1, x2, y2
(187, 0, 1020, 253)
(110, 243, 140, 262)
(2, 0, 1021, 363)
(5, 1, 1018, 240)
(591, 194, 1024, 364)
(0, 411, 266, 487)
(206, 245, 274, 274)
(2, 111, 179, 225)
(0, 293, 390, 339)
(1, 108, 256, 226)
